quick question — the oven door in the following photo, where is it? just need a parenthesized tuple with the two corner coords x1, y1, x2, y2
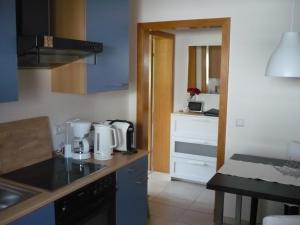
(56, 191, 116, 225)
(76, 199, 116, 225)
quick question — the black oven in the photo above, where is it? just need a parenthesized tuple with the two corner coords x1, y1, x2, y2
(55, 173, 116, 225)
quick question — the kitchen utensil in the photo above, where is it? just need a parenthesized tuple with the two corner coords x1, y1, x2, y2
(94, 124, 117, 160)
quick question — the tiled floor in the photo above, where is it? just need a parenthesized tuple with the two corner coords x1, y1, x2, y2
(148, 172, 215, 225)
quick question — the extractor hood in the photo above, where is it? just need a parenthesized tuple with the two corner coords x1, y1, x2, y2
(16, 0, 103, 69)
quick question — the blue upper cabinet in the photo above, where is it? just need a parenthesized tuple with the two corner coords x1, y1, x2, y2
(51, 0, 129, 94)
(0, 0, 18, 102)
(86, 0, 129, 93)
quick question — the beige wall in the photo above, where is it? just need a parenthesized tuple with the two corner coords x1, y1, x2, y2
(134, 0, 300, 221)
(0, 70, 129, 149)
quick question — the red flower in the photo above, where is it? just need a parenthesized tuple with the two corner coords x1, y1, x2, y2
(187, 87, 201, 95)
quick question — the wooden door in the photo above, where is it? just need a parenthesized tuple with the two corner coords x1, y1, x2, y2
(151, 31, 174, 173)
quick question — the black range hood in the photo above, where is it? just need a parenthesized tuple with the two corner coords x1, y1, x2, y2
(16, 0, 103, 69)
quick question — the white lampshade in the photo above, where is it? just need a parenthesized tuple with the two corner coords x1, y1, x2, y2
(265, 32, 300, 77)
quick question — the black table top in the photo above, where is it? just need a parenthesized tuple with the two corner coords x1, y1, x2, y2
(2, 157, 106, 191)
(207, 154, 300, 205)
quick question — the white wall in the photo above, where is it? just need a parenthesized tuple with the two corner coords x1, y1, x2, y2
(170, 29, 222, 112)
(135, 0, 300, 221)
(0, 70, 129, 149)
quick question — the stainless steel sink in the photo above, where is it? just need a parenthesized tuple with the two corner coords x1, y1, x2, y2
(0, 183, 37, 211)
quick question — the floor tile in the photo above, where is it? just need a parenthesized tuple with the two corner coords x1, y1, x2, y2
(195, 189, 215, 204)
(148, 171, 216, 225)
(148, 216, 176, 225)
(151, 192, 194, 209)
(173, 223, 190, 225)
(149, 201, 186, 222)
(148, 180, 168, 197)
(161, 180, 204, 201)
(189, 201, 214, 214)
(179, 210, 214, 225)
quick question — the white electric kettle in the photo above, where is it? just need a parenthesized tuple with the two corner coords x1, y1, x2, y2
(93, 124, 117, 160)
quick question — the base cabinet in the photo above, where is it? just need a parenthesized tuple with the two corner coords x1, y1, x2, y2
(116, 156, 148, 225)
(170, 113, 218, 183)
(9, 203, 55, 225)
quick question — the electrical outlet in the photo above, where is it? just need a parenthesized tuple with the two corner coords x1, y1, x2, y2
(236, 119, 245, 127)
(56, 124, 65, 135)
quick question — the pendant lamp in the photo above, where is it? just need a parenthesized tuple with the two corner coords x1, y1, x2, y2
(265, 32, 300, 77)
(265, 0, 300, 77)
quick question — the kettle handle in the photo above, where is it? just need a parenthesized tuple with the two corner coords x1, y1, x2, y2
(111, 128, 118, 148)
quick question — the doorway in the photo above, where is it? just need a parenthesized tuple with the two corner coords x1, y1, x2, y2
(136, 18, 230, 170)
(149, 31, 175, 173)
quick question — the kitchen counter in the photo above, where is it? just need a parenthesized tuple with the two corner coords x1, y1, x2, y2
(0, 149, 147, 225)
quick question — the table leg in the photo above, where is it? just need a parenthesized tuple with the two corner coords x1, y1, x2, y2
(249, 198, 258, 225)
(214, 191, 224, 225)
(235, 195, 242, 225)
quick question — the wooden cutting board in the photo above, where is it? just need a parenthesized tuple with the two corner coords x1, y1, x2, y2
(0, 116, 53, 174)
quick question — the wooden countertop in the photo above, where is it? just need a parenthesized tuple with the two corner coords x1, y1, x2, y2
(0, 150, 148, 225)
(173, 111, 219, 118)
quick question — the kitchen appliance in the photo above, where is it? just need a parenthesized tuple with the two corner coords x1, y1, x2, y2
(204, 108, 219, 117)
(94, 124, 117, 160)
(16, 0, 103, 68)
(2, 157, 106, 191)
(109, 120, 135, 153)
(55, 173, 116, 225)
(72, 121, 92, 160)
(188, 101, 204, 112)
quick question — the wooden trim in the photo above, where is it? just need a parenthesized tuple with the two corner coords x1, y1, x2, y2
(136, 24, 150, 151)
(188, 46, 196, 88)
(139, 18, 228, 30)
(136, 18, 231, 170)
(149, 31, 175, 39)
(217, 19, 230, 169)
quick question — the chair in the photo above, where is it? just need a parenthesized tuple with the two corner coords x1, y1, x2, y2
(263, 215, 300, 225)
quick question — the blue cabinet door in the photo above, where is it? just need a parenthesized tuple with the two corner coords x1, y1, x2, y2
(0, 0, 18, 102)
(86, 0, 129, 93)
(9, 203, 55, 225)
(116, 156, 148, 225)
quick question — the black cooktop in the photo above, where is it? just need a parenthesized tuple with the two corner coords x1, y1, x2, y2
(2, 157, 106, 191)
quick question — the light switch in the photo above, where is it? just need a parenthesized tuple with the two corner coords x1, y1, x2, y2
(236, 119, 245, 127)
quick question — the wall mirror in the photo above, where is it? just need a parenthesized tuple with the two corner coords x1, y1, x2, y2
(187, 45, 221, 94)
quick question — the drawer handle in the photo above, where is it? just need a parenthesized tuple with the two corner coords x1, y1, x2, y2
(187, 161, 209, 166)
(127, 168, 135, 173)
(191, 119, 210, 123)
(136, 177, 148, 185)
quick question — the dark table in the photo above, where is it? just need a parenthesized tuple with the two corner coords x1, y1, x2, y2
(206, 154, 300, 225)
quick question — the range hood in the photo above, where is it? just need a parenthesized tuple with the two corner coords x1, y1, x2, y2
(16, 0, 103, 69)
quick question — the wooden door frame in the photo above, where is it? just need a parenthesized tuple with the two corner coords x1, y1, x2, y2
(136, 18, 231, 170)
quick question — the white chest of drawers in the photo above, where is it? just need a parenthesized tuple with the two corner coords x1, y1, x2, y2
(170, 113, 218, 183)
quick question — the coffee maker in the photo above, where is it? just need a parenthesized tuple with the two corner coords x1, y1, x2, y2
(71, 121, 92, 160)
